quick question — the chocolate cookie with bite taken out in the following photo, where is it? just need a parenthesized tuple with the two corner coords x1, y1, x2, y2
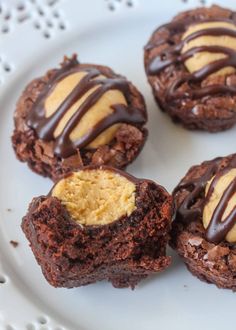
(22, 166, 172, 289)
(144, 5, 236, 131)
(12, 56, 147, 181)
(171, 153, 236, 290)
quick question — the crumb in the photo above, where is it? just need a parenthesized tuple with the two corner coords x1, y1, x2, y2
(6, 208, 12, 212)
(184, 285, 188, 288)
(10, 240, 19, 248)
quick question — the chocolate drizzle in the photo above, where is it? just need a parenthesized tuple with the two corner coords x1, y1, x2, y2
(204, 157, 236, 243)
(174, 155, 236, 244)
(27, 58, 146, 158)
(173, 161, 219, 222)
(146, 18, 236, 101)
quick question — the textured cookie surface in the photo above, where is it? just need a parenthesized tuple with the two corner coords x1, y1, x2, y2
(144, 5, 236, 131)
(22, 166, 172, 289)
(171, 154, 236, 290)
(12, 56, 147, 181)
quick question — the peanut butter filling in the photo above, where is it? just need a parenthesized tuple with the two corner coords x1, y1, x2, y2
(182, 21, 236, 77)
(45, 71, 125, 149)
(52, 169, 136, 226)
(203, 168, 236, 243)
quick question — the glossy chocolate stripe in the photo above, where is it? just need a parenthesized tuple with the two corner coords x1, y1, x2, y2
(27, 60, 146, 158)
(174, 162, 219, 222)
(148, 27, 236, 74)
(147, 20, 236, 101)
(28, 70, 101, 141)
(174, 156, 236, 243)
(145, 18, 236, 51)
(203, 157, 236, 243)
(55, 103, 145, 157)
(206, 178, 236, 243)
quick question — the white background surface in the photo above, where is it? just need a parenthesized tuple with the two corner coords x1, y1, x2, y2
(0, 0, 235, 329)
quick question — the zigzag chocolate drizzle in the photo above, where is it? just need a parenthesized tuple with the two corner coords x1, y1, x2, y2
(146, 18, 236, 101)
(27, 58, 146, 158)
(174, 155, 236, 244)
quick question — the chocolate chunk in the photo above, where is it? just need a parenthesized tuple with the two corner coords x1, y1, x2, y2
(10, 240, 19, 248)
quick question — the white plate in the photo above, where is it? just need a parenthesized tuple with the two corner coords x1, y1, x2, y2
(0, 0, 236, 329)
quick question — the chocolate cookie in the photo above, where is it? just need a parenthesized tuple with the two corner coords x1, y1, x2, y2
(171, 153, 236, 290)
(144, 5, 236, 131)
(22, 166, 172, 289)
(12, 56, 147, 181)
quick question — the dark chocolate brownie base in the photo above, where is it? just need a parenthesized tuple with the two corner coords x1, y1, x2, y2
(12, 57, 147, 182)
(22, 179, 172, 289)
(144, 5, 236, 132)
(170, 154, 236, 290)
